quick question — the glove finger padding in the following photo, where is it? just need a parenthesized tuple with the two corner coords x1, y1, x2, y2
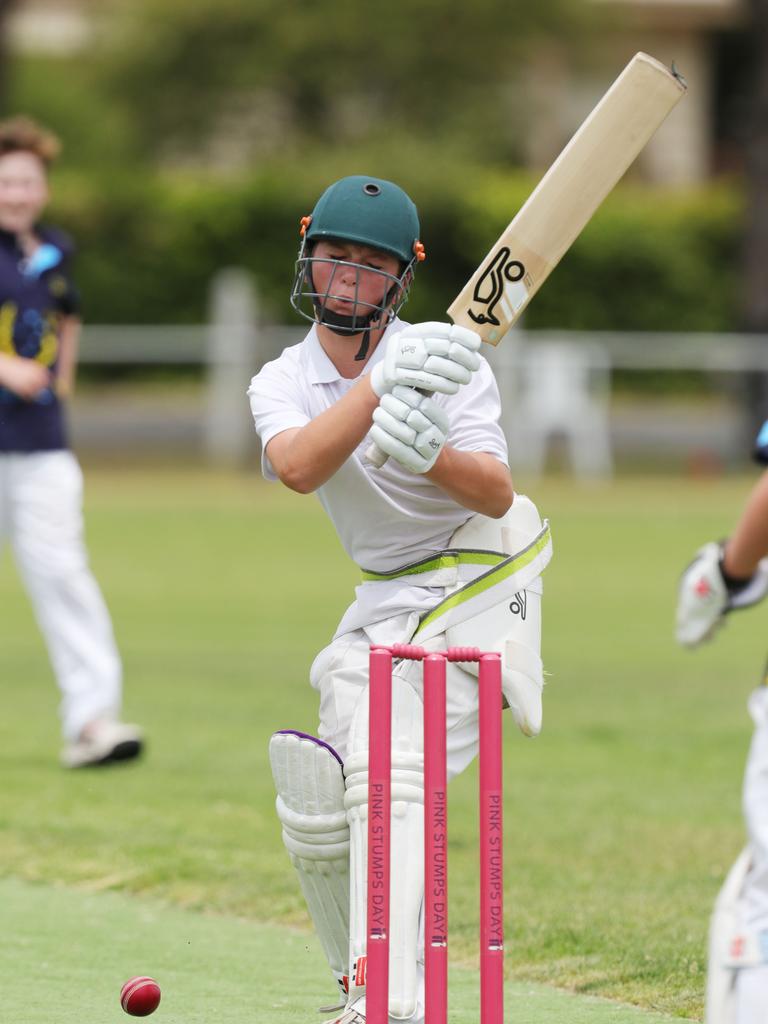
(385, 387, 449, 433)
(370, 321, 481, 398)
(370, 389, 448, 474)
(445, 340, 482, 371)
(400, 368, 461, 395)
(422, 354, 473, 385)
(372, 404, 417, 446)
(397, 320, 481, 346)
(368, 424, 444, 474)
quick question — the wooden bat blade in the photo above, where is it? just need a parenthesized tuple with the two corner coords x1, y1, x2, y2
(448, 52, 687, 345)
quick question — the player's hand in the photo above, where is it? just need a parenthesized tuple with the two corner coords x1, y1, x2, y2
(370, 322, 481, 398)
(0, 355, 52, 401)
(675, 540, 768, 647)
(369, 385, 449, 473)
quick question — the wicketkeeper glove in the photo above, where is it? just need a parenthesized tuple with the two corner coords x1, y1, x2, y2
(370, 322, 481, 398)
(675, 540, 768, 648)
(369, 385, 449, 474)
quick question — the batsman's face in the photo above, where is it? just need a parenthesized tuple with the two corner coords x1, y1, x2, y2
(0, 151, 49, 235)
(311, 240, 401, 317)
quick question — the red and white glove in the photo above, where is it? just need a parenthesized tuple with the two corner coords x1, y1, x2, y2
(370, 322, 481, 398)
(369, 386, 449, 474)
(676, 541, 768, 647)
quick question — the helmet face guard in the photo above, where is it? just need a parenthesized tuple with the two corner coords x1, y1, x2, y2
(290, 244, 416, 337)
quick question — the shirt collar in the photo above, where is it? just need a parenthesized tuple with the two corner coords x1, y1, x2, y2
(304, 318, 405, 385)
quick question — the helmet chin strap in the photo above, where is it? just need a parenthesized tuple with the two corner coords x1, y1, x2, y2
(312, 275, 401, 361)
(316, 306, 386, 361)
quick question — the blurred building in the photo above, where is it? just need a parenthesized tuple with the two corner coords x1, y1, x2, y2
(7, 0, 91, 55)
(6, 0, 751, 185)
(525, 0, 748, 184)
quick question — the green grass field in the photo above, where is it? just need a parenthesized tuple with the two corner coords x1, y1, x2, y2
(2, 465, 766, 1022)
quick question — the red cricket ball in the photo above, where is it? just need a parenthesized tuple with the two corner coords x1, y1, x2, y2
(120, 976, 161, 1017)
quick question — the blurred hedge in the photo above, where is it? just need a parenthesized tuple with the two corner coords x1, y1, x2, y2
(47, 164, 744, 331)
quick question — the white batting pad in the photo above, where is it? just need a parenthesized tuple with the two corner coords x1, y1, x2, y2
(344, 675, 424, 1019)
(269, 730, 350, 1001)
(447, 497, 546, 736)
(706, 847, 754, 1024)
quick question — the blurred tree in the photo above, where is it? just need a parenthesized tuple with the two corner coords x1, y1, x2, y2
(0, 0, 17, 112)
(741, 0, 768, 434)
(95, 0, 594, 168)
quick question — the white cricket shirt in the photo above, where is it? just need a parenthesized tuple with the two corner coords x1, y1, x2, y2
(248, 319, 509, 632)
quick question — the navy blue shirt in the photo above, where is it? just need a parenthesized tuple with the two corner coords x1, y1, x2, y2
(0, 224, 80, 452)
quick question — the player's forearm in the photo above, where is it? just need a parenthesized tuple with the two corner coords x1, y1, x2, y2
(270, 377, 379, 493)
(426, 448, 513, 518)
(722, 470, 768, 578)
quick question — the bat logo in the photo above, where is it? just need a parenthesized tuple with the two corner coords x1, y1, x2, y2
(509, 591, 527, 620)
(466, 247, 526, 326)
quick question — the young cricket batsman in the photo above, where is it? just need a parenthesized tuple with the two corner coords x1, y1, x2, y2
(676, 423, 768, 1024)
(0, 116, 142, 768)
(249, 175, 552, 1023)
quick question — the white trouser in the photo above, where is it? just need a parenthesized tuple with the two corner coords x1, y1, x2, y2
(742, 688, 768, 932)
(707, 689, 768, 1024)
(736, 965, 768, 1024)
(734, 690, 768, 1023)
(310, 614, 482, 776)
(0, 451, 122, 740)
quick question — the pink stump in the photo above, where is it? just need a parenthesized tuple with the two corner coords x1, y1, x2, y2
(366, 647, 393, 1024)
(423, 654, 448, 1024)
(478, 653, 504, 1024)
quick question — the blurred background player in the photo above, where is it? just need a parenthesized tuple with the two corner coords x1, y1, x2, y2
(676, 421, 768, 1024)
(0, 116, 143, 769)
(250, 175, 551, 1023)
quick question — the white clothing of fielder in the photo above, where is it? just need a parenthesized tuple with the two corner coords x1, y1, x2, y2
(0, 450, 123, 741)
(707, 685, 768, 1024)
(252, 320, 550, 1022)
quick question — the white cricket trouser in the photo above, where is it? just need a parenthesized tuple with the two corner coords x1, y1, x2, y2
(0, 451, 122, 740)
(310, 614, 482, 776)
(736, 965, 768, 1023)
(742, 688, 768, 930)
(732, 688, 768, 1023)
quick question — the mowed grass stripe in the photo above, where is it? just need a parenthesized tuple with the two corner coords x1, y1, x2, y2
(0, 878, 690, 1023)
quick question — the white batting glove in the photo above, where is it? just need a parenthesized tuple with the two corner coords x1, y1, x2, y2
(369, 385, 449, 473)
(676, 541, 768, 647)
(370, 322, 481, 398)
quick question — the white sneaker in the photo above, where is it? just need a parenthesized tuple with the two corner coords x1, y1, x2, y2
(61, 719, 144, 768)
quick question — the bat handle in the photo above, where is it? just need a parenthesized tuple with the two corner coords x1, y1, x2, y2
(364, 440, 389, 468)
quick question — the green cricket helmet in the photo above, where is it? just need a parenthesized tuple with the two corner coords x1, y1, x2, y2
(290, 175, 425, 356)
(305, 175, 421, 263)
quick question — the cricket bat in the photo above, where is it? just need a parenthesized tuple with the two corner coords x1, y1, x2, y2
(367, 51, 687, 467)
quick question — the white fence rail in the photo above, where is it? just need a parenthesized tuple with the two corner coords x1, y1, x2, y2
(73, 271, 768, 471)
